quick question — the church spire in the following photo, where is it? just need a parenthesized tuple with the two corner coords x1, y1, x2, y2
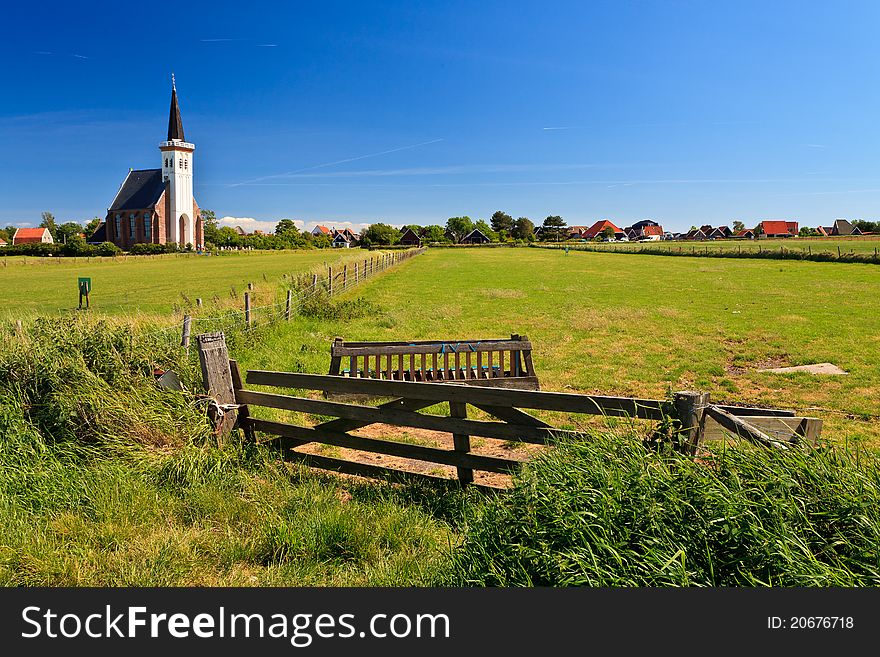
(167, 74, 185, 141)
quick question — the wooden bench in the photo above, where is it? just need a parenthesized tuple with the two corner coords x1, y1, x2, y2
(328, 334, 540, 390)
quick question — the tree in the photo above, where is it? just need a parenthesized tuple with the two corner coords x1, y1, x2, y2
(360, 223, 401, 247)
(732, 220, 745, 232)
(56, 221, 84, 244)
(275, 219, 298, 235)
(400, 224, 422, 236)
(490, 210, 514, 235)
(512, 217, 535, 241)
(601, 226, 616, 241)
(40, 212, 58, 240)
(85, 217, 102, 237)
(853, 220, 879, 233)
(474, 219, 498, 241)
(445, 216, 474, 243)
(422, 225, 447, 242)
(799, 226, 819, 237)
(542, 215, 567, 242)
(201, 209, 219, 245)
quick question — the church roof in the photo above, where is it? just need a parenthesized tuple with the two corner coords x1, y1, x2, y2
(109, 169, 165, 211)
(168, 85, 185, 141)
(88, 222, 107, 244)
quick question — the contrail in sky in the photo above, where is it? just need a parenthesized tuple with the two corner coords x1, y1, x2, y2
(231, 138, 445, 186)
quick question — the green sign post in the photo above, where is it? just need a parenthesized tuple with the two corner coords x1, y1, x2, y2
(78, 277, 91, 309)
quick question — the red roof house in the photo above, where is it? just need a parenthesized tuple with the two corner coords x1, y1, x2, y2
(12, 227, 54, 245)
(759, 221, 796, 238)
(311, 225, 331, 236)
(584, 220, 624, 239)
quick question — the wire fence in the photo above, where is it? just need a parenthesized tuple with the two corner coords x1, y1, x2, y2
(133, 248, 427, 352)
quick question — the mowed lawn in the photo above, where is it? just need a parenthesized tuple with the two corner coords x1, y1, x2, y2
(0, 250, 359, 320)
(238, 247, 880, 447)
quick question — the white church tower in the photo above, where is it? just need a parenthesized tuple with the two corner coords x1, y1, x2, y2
(159, 75, 196, 246)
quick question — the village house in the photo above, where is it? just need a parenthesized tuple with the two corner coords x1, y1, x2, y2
(583, 219, 625, 240)
(311, 225, 331, 237)
(758, 220, 798, 238)
(625, 219, 664, 241)
(567, 225, 590, 240)
(12, 227, 54, 245)
(820, 219, 861, 236)
(707, 226, 733, 239)
(461, 228, 491, 244)
(0, 238, 7, 247)
(733, 229, 755, 239)
(398, 228, 422, 246)
(103, 77, 203, 250)
(685, 227, 708, 240)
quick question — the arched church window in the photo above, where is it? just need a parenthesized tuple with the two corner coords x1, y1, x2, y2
(114, 214, 121, 237)
(129, 214, 136, 240)
(144, 212, 152, 239)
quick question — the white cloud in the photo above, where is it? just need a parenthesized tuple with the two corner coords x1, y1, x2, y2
(218, 216, 278, 233)
(218, 216, 378, 235)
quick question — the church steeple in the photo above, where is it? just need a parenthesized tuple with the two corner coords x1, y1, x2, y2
(167, 74, 185, 141)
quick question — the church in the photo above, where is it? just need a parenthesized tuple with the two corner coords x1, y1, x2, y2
(102, 78, 203, 249)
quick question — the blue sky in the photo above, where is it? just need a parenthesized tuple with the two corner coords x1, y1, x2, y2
(2, 0, 879, 233)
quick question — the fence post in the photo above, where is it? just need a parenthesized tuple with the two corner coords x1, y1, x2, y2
(196, 297, 202, 307)
(450, 401, 473, 486)
(285, 289, 292, 321)
(343, 264, 348, 289)
(328, 266, 333, 295)
(674, 391, 710, 455)
(181, 314, 191, 351)
(14, 320, 23, 337)
(312, 273, 318, 292)
(354, 262, 359, 285)
(244, 292, 251, 326)
(364, 258, 369, 277)
(196, 332, 237, 441)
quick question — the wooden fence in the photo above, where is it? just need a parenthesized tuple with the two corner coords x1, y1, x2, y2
(328, 335, 540, 389)
(197, 333, 822, 490)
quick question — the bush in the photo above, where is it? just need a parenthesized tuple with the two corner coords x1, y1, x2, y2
(97, 241, 121, 256)
(445, 432, 880, 586)
(129, 243, 168, 255)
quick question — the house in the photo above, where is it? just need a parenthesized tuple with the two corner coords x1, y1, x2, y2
(817, 226, 831, 237)
(0, 238, 7, 247)
(707, 226, 733, 240)
(332, 232, 352, 248)
(12, 227, 54, 245)
(338, 227, 358, 243)
(626, 219, 663, 240)
(758, 221, 796, 238)
(88, 222, 107, 244)
(233, 226, 248, 236)
(399, 228, 422, 246)
(636, 225, 663, 241)
(461, 228, 491, 244)
(567, 225, 589, 240)
(733, 229, 755, 239)
(311, 225, 331, 237)
(583, 219, 625, 240)
(104, 78, 203, 250)
(533, 226, 544, 240)
(829, 219, 861, 236)
(685, 228, 708, 240)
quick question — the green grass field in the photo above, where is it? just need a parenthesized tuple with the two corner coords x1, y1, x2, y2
(557, 236, 880, 256)
(237, 247, 880, 447)
(3, 247, 880, 587)
(0, 250, 368, 321)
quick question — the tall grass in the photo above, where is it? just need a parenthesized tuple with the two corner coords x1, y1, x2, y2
(444, 431, 880, 586)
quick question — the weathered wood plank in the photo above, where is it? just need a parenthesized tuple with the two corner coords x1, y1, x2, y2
(331, 340, 534, 356)
(705, 414, 821, 445)
(246, 370, 668, 419)
(279, 450, 504, 492)
(235, 389, 562, 443)
(705, 405, 791, 449)
(674, 391, 710, 454)
(196, 332, 237, 437)
(249, 418, 519, 473)
(714, 404, 797, 418)
(229, 360, 255, 442)
(449, 401, 473, 484)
